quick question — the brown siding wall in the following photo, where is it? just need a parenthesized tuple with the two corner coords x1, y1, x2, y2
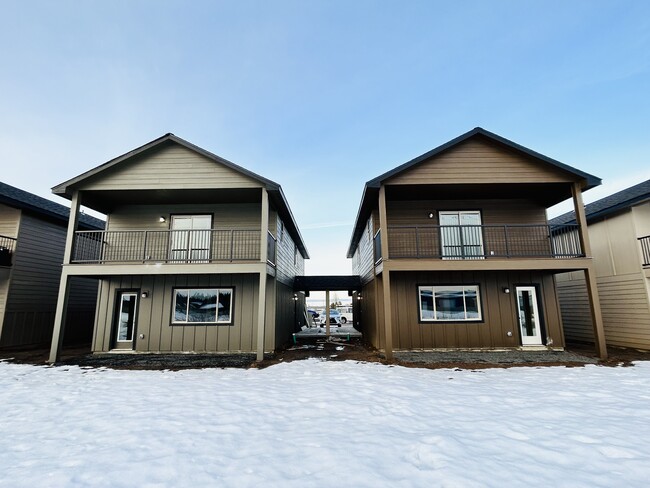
(92, 273, 260, 353)
(0, 204, 21, 329)
(386, 138, 575, 186)
(79, 143, 262, 191)
(365, 270, 563, 350)
(386, 199, 547, 226)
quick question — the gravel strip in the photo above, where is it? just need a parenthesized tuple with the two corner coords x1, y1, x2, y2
(394, 350, 598, 365)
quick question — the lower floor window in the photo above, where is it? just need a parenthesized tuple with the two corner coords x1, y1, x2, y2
(173, 288, 233, 324)
(418, 285, 481, 321)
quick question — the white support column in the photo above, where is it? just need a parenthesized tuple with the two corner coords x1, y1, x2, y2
(325, 290, 330, 339)
(256, 188, 270, 361)
(572, 183, 607, 359)
(48, 270, 71, 363)
(378, 185, 394, 360)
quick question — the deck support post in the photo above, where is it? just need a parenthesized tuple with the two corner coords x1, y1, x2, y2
(325, 290, 330, 339)
(572, 183, 607, 359)
(48, 271, 70, 363)
(256, 188, 269, 361)
(378, 185, 394, 360)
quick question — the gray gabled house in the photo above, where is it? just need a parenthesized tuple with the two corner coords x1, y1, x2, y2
(48, 134, 309, 362)
(0, 182, 103, 348)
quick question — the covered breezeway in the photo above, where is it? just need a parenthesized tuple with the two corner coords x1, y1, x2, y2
(293, 275, 362, 340)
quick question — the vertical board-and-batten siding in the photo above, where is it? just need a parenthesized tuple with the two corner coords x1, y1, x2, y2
(367, 270, 563, 351)
(77, 143, 263, 191)
(385, 138, 577, 185)
(92, 273, 261, 353)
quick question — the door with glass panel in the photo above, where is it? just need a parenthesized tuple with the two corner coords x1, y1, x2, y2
(516, 286, 543, 346)
(170, 215, 212, 262)
(439, 211, 484, 259)
(113, 291, 138, 350)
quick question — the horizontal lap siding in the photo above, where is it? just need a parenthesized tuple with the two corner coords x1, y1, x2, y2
(557, 273, 650, 349)
(93, 274, 259, 353)
(80, 144, 262, 191)
(1, 215, 66, 347)
(387, 199, 547, 226)
(388, 270, 563, 350)
(353, 216, 376, 284)
(107, 203, 261, 231)
(386, 139, 574, 185)
(0, 205, 21, 327)
(274, 216, 302, 287)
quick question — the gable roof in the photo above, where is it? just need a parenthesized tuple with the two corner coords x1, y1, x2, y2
(51, 133, 308, 258)
(347, 127, 602, 257)
(0, 181, 104, 230)
(550, 178, 650, 226)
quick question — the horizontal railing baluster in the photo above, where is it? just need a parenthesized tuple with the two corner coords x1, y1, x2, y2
(71, 228, 263, 264)
(385, 223, 584, 260)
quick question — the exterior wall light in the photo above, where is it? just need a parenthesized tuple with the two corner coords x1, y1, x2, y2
(357, 294, 363, 300)
(427, 212, 434, 219)
(141, 291, 149, 298)
(292, 294, 298, 301)
(159, 216, 166, 223)
(502, 287, 510, 294)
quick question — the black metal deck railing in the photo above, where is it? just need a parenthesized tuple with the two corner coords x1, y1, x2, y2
(384, 224, 583, 259)
(639, 235, 650, 267)
(0, 234, 17, 266)
(72, 229, 265, 264)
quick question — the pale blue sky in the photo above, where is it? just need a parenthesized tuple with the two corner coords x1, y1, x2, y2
(1, 1, 649, 274)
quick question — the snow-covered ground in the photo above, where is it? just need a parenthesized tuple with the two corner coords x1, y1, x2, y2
(1, 360, 650, 488)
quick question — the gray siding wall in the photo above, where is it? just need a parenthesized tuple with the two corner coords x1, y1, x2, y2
(107, 203, 262, 231)
(352, 215, 376, 284)
(274, 280, 297, 347)
(1, 214, 65, 347)
(0, 213, 98, 347)
(92, 273, 263, 353)
(273, 215, 304, 287)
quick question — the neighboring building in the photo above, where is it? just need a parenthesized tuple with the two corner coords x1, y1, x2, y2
(347, 128, 608, 359)
(552, 179, 650, 350)
(0, 182, 103, 348)
(48, 134, 309, 362)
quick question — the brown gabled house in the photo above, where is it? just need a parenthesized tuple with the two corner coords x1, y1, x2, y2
(347, 128, 608, 359)
(48, 134, 309, 362)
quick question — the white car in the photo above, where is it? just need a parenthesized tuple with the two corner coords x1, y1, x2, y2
(318, 309, 342, 327)
(337, 306, 353, 324)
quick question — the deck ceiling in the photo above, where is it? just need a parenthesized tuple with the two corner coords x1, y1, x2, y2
(385, 182, 574, 207)
(79, 188, 262, 213)
(294, 275, 362, 292)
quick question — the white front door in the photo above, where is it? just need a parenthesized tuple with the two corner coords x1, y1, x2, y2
(114, 292, 138, 350)
(516, 286, 543, 346)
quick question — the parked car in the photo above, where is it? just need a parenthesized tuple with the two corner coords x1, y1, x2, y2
(319, 309, 342, 327)
(337, 306, 353, 324)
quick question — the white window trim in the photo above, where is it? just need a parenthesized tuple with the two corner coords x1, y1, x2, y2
(172, 288, 233, 324)
(418, 285, 482, 322)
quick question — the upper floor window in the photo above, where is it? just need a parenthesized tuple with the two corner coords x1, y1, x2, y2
(279, 220, 285, 242)
(170, 215, 212, 262)
(439, 211, 484, 259)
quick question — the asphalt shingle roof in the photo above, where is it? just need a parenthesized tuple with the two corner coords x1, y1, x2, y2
(0, 181, 104, 230)
(550, 179, 650, 226)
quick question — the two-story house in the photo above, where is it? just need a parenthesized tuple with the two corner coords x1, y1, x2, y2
(553, 179, 650, 350)
(347, 128, 608, 359)
(48, 134, 309, 363)
(0, 182, 103, 348)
